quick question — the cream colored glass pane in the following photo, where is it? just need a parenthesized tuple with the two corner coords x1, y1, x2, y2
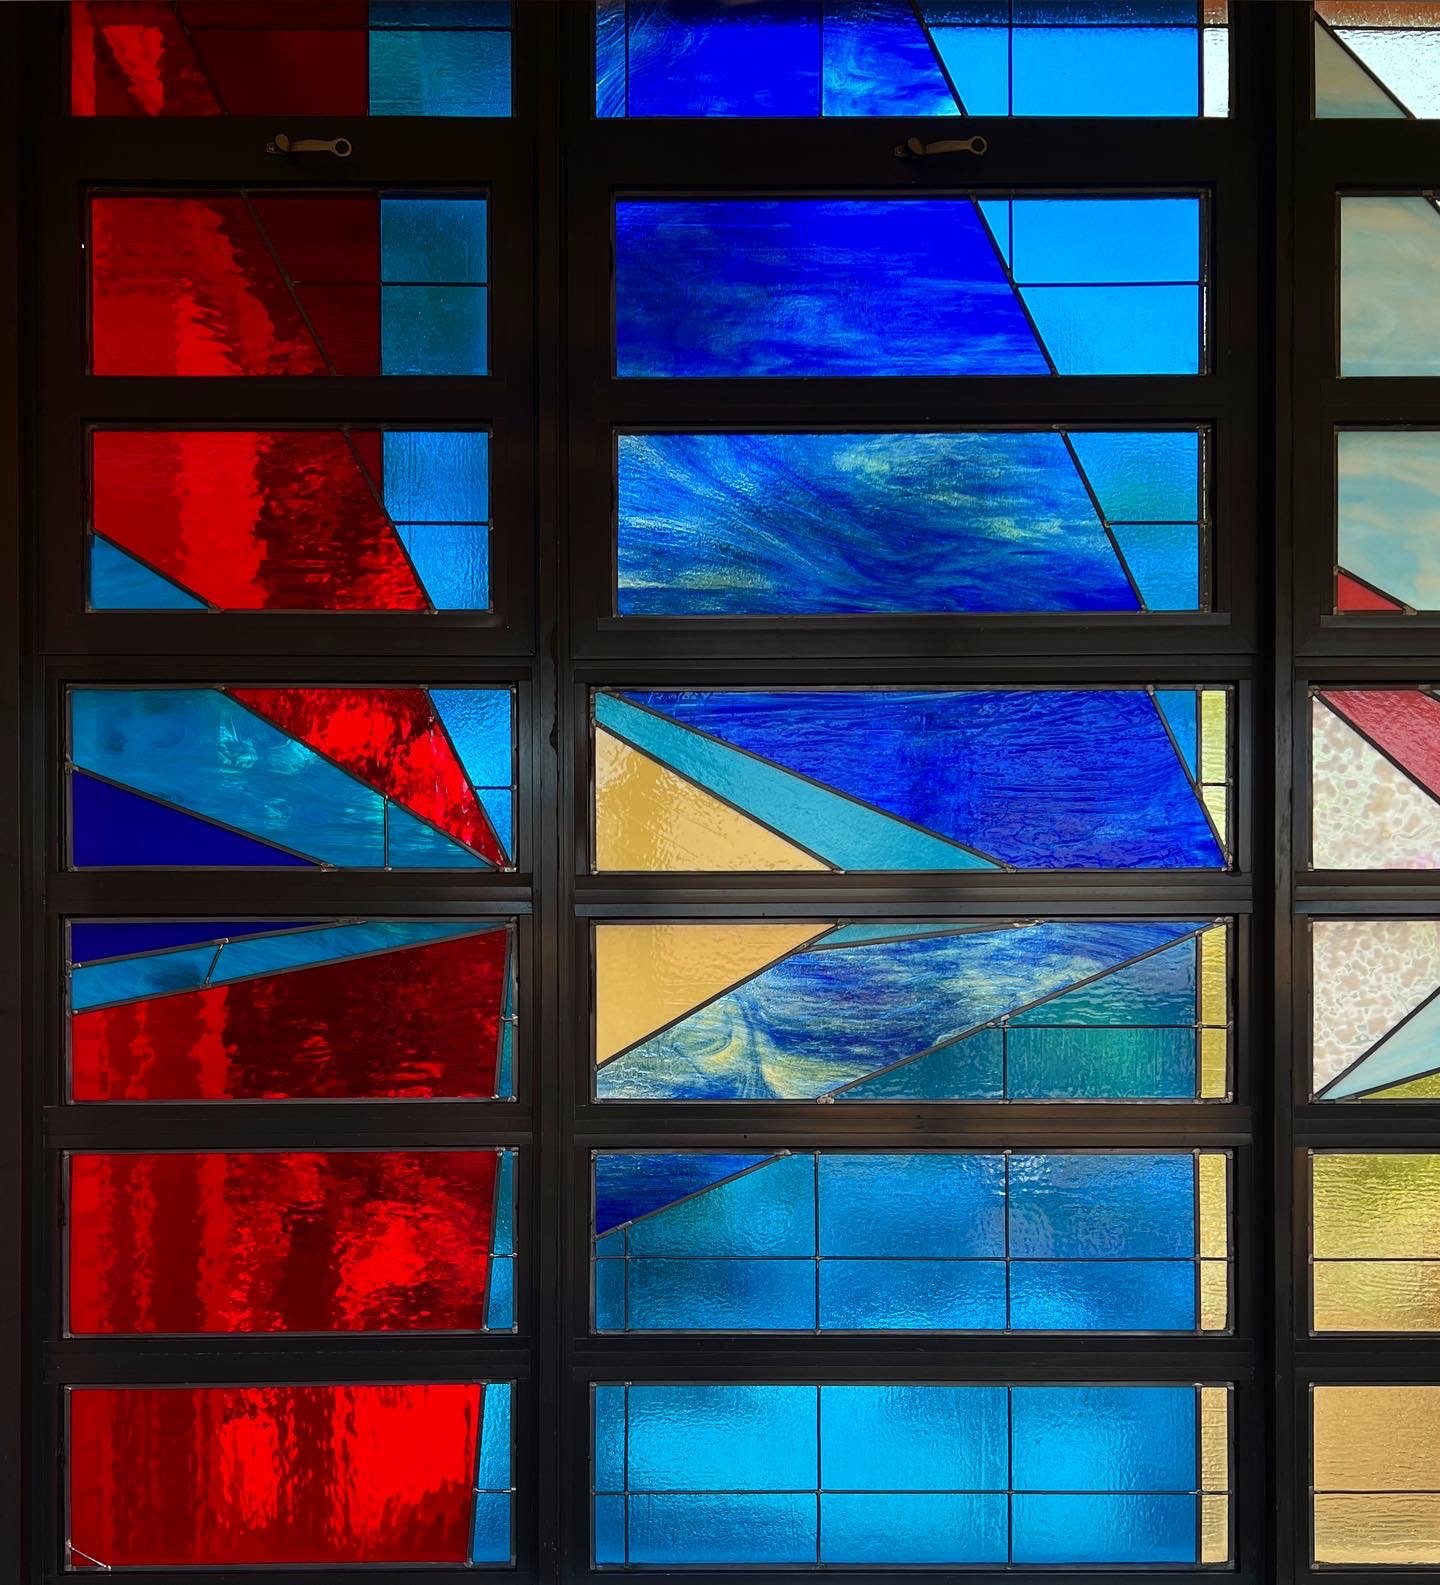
(1201, 1385, 1229, 1492)
(1314, 1494, 1440, 1565)
(1201, 1494, 1230, 1565)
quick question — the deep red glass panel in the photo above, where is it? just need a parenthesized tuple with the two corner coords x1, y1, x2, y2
(70, 929, 507, 1100)
(227, 687, 506, 863)
(72, 3, 221, 116)
(1321, 687, 1440, 799)
(68, 1150, 499, 1334)
(1337, 570, 1405, 613)
(68, 1383, 480, 1567)
(91, 430, 428, 611)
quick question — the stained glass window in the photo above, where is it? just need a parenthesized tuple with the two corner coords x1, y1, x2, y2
(1311, 1152, 1440, 1331)
(89, 428, 491, 612)
(1315, 2, 1440, 118)
(593, 1382, 1231, 1567)
(1339, 195, 1440, 377)
(66, 1381, 514, 1567)
(594, 918, 1230, 1102)
(1312, 1385, 1440, 1564)
(90, 191, 489, 376)
(72, 1, 514, 117)
(67, 685, 516, 870)
(615, 196, 1207, 378)
(1335, 429, 1440, 613)
(596, 1, 1229, 119)
(617, 429, 1209, 617)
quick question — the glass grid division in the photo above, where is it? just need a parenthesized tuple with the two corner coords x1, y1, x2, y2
(71, 1, 514, 117)
(1334, 428, 1440, 615)
(614, 194, 1208, 378)
(595, 0, 1229, 119)
(65, 1380, 515, 1568)
(88, 427, 492, 613)
(592, 1382, 1232, 1568)
(1339, 193, 1440, 378)
(67, 1147, 517, 1335)
(65, 685, 517, 871)
(593, 918, 1231, 1103)
(1315, 1, 1440, 118)
(615, 428, 1211, 618)
(592, 686, 1232, 874)
(89, 190, 490, 377)
(1312, 1385, 1440, 1566)
(592, 1149, 1230, 1334)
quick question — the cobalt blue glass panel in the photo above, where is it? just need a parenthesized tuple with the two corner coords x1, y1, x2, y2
(592, 1383, 1231, 1568)
(615, 428, 1208, 615)
(614, 196, 1206, 377)
(591, 1149, 1228, 1332)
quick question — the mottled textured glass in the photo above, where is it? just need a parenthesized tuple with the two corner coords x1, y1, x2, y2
(1341, 196, 1440, 377)
(1313, 1153, 1440, 1331)
(1313, 919, 1440, 1100)
(1313, 1385, 1440, 1564)
(1335, 430, 1440, 614)
(593, 1382, 1231, 1567)
(1315, 3, 1440, 118)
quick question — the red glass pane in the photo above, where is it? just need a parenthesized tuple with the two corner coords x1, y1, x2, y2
(91, 430, 428, 612)
(1336, 569, 1405, 613)
(68, 1150, 500, 1334)
(70, 929, 507, 1100)
(192, 29, 367, 117)
(68, 1383, 481, 1567)
(71, 3, 221, 116)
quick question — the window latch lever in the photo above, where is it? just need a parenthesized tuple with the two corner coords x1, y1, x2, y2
(894, 135, 988, 159)
(266, 133, 353, 158)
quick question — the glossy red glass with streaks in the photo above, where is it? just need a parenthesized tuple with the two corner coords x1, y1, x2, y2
(68, 1150, 500, 1335)
(227, 686, 506, 863)
(91, 430, 429, 611)
(70, 929, 507, 1100)
(67, 1383, 481, 1567)
(1321, 687, 1440, 798)
(1336, 570, 1405, 614)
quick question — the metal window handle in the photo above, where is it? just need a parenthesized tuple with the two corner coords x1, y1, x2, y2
(266, 133, 353, 158)
(894, 135, 988, 159)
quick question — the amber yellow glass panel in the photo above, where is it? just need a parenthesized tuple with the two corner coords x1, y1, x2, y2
(1199, 687, 1229, 852)
(1313, 1385, 1440, 1565)
(1201, 1385, 1231, 1566)
(1199, 922, 1229, 1099)
(1313, 1153, 1440, 1332)
(1199, 1152, 1230, 1329)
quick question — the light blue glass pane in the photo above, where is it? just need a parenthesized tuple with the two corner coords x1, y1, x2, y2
(89, 537, 206, 610)
(1156, 689, 1199, 776)
(625, 1385, 817, 1490)
(1329, 27, 1440, 119)
(595, 1152, 776, 1235)
(626, 1493, 816, 1566)
(625, 1153, 816, 1257)
(70, 688, 384, 867)
(595, 1230, 624, 1258)
(594, 1260, 626, 1329)
(822, 0, 960, 116)
(1010, 2, 1203, 20)
(624, 1258, 817, 1330)
(1011, 198, 1199, 285)
(71, 946, 220, 1011)
(381, 198, 488, 282)
(1322, 992, 1440, 1100)
(834, 1026, 1005, 1101)
(470, 1494, 512, 1564)
(820, 1385, 1008, 1491)
(485, 1256, 514, 1329)
(1341, 197, 1440, 377)
(593, 1385, 627, 1491)
(1067, 430, 1200, 522)
(615, 199, 1048, 378)
(493, 1149, 514, 1254)
(370, 30, 511, 116)
(478, 1381, 511, 1491)
(371, 3, 511, 23)
(384, 801, 491, 869)
(1005, 1026, 1198, 1099)
(818, 1153, 1005, 1256)
(1011, 1493, 1198, 1565)
(930, 27, 1010, 115)
(595, 0, 627, 116)
(1011, 1385, 1196, 1491)
(1338, 430, 1440, 609)
(381, 285, 488, 375)
(430, 687, 511, 789)
(593, 1495, 626, 1565)
(1008, 935, 1198, 1025)
(1110, 520, 1201, 610)
(819, 1258, 1007, 1329)
(1008, 1259, 1198, 1330)
(625, 1, 821, 116)
(1008, 1153, 1196, 1256)
(1020, 284, 1202, 374)
(478, 787, 513, 860)
(820, 1493, 1008, 1565)
(395, 523, 489, 609)
(384, 430, 490, 521)
(210, 920, 478, 984)
(1011, 28, 1199, 116)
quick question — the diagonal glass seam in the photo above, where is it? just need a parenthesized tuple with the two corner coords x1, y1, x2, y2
(166, 0, 229, 114)
(70, 918, 354, 969)
(1316, 13, 1413, 119)
(89, 531, 220, 611)
(595, 1152, 792, 1238)
(340, 426, 437, 614)
(239, 193, 340, 376)
(1315, 691, 1440, 813)
(1058, 431, 1148, 612)
(909, 0, 966, 115)
(1314, 975, 1440, 1098)
(969, 197, 1057, 374)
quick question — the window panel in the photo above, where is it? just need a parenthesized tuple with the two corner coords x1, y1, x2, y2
(592, 686, 1231, 873)
(1340, 194, 1440, 378)
(71, 1, 514, 117)
(67, 1147, 515, 1334)
(1313, 1385, 1440, 1565)
(65, 1381, 514, 1568)
(89, 191, 489, 376)
(614, 196, 1207, 378)
(616, 428, 1209, 617)
(593, 918, 1230, 1102)
(66, 685, 517, 870)
(592, 1383, 1231, 1567)
(88, 427, 491, 613)
(1312, 1152, 1440, 1332)
(1335, 429, 1440, 615)
(1315, 2, 1440, 118)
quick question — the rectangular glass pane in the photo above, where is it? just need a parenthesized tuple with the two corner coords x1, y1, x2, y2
(1312, 920, 1440, 1100)
(615, 195, 1207, 378)
(66, 685, 516, 871)
(72, 1, 513, 116)
(66, 1381, 514, 1568)
(1313, 1384, 1440, 1564)
(593, 686, 1231, 873)
(593, 1149, 1230, 1333)
(597, 1, 1228, 119)
(67, 917, 516, 1101)
(1312, 1153, 1440, 1331)
(1341, 195, 1440, 377)
(594, 918, 1230, 1101)
(1336, 429, 1440, 614)
(90, 191, 489, 376)
(1316, 2, 1440, 118)
(616, 428, 1208, 617)
(68, 1148, 516, 1334)
(592, 1382, 1231, 1567)
(89, 427, 491, 612)
(1310, 685, 1440, 869)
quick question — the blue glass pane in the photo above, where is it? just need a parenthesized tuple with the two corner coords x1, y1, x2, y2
(384, 431, 490, 520)
(595, 1, 628, 116)
(627, 1494, 817, 1565)
(381, 198, 488, 283)
(1009, 27, 1199, 115)
(821, 1385, 1006, 1490)
(1008, 1260, 1197, 1330)
(594, 1152, 774, 1235)
(821, 1494, 1008, 1565)
(1009, 935, 1198, 1024)
(625, 1385, 817, 1490)
(1011, 197, 1200, 285)
(384, 801, 490, 869)
(593, 1495, 626, 1565)
(1110, 520, 1201, 609)
(470, 1494, 511, 1565)
(371, 3, 512, 24)
(1068, 430, 1201, 521)
(212, 920, 479, 984)
(593, 1384, 627, 1490)
(370, 30, 511, 117)
(624, 1259, 817, 1330)
(477, 1380, 512, 1492)
(1011, 1385, 1196, 1491)
(623, 1, 821, 116)
(625, 1154, 816, 1256)
(1007, 1153, 1196, 1256)
(835, 1026, 1006, 1100)
(395, 522, 489, 609)
(818, 1153, 1005, 1256)
(1011, 1493, 1198, 1565)
(431, 687, 512, 789)
(930, 26, 1010, 113)
(71, 945, 220, 1011)
(1006, 1025, 1198, 1098)
(69, 919, 307, 965)
(89, 537, 207, 611)
(381, 285, 488, 374)
(1019, 283, 1203, 374)
(822, 0, 958, 115)
(819, 1260, 1008, 1329)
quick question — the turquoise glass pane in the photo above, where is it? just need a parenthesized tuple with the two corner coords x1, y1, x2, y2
(370, 29, 511, 117)
(381, 285, 488, 375)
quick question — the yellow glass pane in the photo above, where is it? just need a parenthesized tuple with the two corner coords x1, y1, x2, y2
(1313, 1260, 1440, 1332)
(1313, 1385, 1440, 1490)
(594, 728, 827, 874)
(594, 922, 829, 1064)
(1200, 923, 1227, 1026)
(1201, 783, 1228, 846)
(1200, 1027, 1229, 1099)
(1313, 1153, 1440, 1257)
(1200, 1385, 1229, 1493)
(1201, 1261, 1230, 1331)
(1201, 1494, 1230, 1565)
(1199, 1152, 1228, 1258)
(1200, 688, 1228, 783)
(1367, 1069, 1440, 1100)
(1314, 1494, 1440, 1565)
